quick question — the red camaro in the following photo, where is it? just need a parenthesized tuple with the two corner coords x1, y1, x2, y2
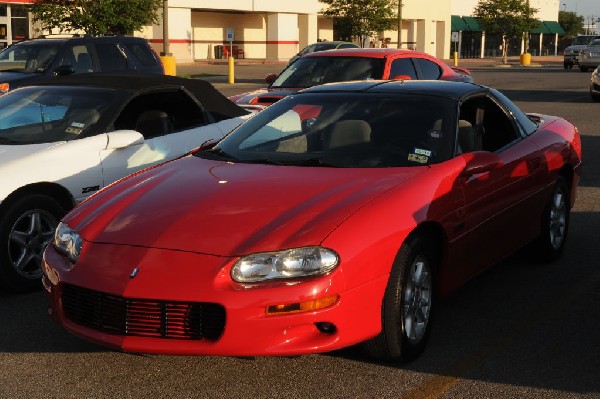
(229, 48, 472, 109)
(43, 80, 581, 362)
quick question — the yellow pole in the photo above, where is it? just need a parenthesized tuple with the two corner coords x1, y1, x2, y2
(454, 51, 458, 67)
(228, 55, 235, 84)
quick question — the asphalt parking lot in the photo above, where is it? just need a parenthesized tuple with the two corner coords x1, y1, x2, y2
(1, 57, 599, 398)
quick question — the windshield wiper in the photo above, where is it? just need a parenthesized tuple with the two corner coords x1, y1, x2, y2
(0, 137, 22, 144)
(197, 147, 238, 162)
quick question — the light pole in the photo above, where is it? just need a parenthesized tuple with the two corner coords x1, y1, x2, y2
(162, 0, 170, 56)
(397, 1, 403, 49)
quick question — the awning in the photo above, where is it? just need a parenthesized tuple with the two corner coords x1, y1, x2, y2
(531, 21, 551, 34)
(462, 16, 482, 32)
(451, 15, 468, 32)
(543, 21, 565, 35)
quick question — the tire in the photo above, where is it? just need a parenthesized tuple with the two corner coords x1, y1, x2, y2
(591, 89, 600, 102)
(530, 176, 570, 262)
(0, 194, 66, 292)
(360, 234, 436, 362)
(580, 65, 590, 72)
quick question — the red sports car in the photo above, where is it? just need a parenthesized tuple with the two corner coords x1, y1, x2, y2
(229, 48, 472, 109)
(43, 80, 581, 362)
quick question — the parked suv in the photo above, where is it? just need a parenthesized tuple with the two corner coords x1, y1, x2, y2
(0, 36, 163, 91)
(563, 35, 600, 69)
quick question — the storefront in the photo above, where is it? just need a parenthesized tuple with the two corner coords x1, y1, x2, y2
(0, 0, 34, 48)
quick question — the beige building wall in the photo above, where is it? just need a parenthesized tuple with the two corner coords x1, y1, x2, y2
(451, 0, 559, 21)
(143, 0, 456, 62)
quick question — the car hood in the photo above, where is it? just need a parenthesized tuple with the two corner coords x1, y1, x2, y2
(67, 155, 425, 256)
(230, 88, 302, 106)
(0, 71, 35, 83)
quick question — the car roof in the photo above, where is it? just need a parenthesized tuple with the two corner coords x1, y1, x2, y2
(11, 36, 146, 46)
(298, 80, 486, 99)
(31, 73, 248, 119)
(304, 48, 427, 59)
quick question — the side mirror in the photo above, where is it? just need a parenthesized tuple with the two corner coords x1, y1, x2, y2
(460, 151, 502, 177)
(54, 65, 76, 76)
(106, 130, 144, 150)
(265, 73, 277, 84)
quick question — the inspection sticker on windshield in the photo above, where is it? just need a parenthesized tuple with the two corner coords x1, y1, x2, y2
(65, 127, 83, 134)
(414, 148, 432, 157)
(71, 122, 85, 128)
(408, 153, 428, 164)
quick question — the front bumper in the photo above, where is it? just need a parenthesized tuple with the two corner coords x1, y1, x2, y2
(43, 242, 387, 356)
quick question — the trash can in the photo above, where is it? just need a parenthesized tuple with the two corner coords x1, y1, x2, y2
(214, 45, 223, 60)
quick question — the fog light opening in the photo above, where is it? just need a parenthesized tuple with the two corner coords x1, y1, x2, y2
(315, 322, 337, 334)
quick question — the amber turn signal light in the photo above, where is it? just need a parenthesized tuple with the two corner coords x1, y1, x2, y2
(266, 294, 338, 316)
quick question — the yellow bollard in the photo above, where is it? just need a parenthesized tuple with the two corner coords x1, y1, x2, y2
(454, 51, 458, 67)
(520, 53, 531, 66)
(228, 56, 235, 84)
(160, 55, 176, 76)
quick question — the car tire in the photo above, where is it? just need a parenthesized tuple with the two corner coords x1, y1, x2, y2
(580, 65, 590, 72)
(0, 194, 66, 292)
(591, 89, 600, 102)
(530, 176, 570, 263)
(360, 234, 436, 362)
(563, 62, 571, 69)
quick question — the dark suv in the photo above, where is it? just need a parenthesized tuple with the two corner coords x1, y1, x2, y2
(0, 36, 163, 91)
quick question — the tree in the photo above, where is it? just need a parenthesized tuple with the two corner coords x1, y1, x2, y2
(320, 0, 398, 47)
(558, 11, 584, 38)
(474, 0, 538, 64)
(31, 0, 163, 36)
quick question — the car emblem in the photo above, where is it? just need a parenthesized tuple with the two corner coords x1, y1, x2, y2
(129, 267, 139, 279)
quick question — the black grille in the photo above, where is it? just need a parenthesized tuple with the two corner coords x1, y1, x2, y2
(61, 284, 226, 341)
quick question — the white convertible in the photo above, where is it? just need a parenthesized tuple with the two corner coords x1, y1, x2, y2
(0, 74, 250, 291)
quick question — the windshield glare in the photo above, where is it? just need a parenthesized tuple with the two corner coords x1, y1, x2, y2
(202, 92, 457, 168)
(271, 56, 385, 88)
(0, 87, 117, 144)
(0, 44, 60, 73)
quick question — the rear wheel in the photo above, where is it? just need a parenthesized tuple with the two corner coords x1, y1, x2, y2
(591, 88, 600, 102)
(361, 234, 436, 362)
(0, 194, 66, 292)
(530, 176, 570, 262)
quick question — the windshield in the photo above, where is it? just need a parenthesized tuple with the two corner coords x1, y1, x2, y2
(572, 36, 598, 46)
(588, 39, 600, 47)
(271, 56, 385, 88)
(0, 86, 120, 144)
(0, 43, 61, 73)
(198, 92, 457, 168)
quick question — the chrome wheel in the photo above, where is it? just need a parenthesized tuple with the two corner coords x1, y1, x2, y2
(548, 186, 567, 251)
(8, 209, 57, 280)
(402, 254, 432, 344)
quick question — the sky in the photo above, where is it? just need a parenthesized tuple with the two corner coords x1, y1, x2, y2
(563, 0, 600, 18)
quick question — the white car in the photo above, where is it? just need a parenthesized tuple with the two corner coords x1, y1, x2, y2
(0, 74, 249, 292)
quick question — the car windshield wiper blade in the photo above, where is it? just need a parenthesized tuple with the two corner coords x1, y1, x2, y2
(0, 137, 23, 144)
(197, 147, 238, 162)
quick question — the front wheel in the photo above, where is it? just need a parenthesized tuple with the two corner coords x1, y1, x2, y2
(0, 194, 66, 292)
(360, 234, 436, 362)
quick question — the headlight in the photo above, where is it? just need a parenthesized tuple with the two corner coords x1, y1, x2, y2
(231, 246, 339, 283)
(53, 222, 83, 264)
